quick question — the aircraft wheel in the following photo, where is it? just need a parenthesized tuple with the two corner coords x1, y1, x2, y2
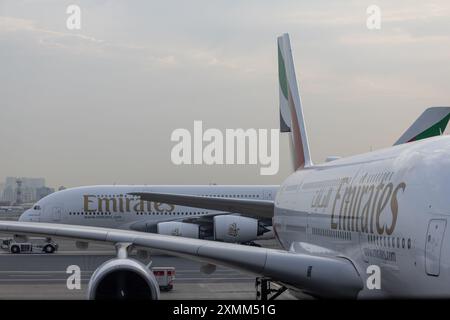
(10, 245, 20, 254)
(43, 244, 55, 254)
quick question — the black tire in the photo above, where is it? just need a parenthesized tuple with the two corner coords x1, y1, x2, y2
(160, 285, 173, 292)
(43, 244, 55, 254)
(10, 245, 20, 254)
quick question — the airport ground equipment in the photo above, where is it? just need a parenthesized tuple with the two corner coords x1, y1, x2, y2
(0, 237, 58, 254)
(152, 267, 175, 291)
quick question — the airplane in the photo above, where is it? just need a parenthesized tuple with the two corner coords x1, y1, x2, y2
(2, 33, 450, 299)
(19, 185, 278, 245)
(16, 102, 450, 248)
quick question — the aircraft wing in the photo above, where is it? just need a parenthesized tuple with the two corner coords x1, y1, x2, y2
(130, 192, 274, 218)
(0, 221, 362, 298)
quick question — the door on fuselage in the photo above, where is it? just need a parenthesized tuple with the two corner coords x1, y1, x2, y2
(262, 189, 274, 200)
(425, 219, 447, 276)
(51, 207, 62, 222)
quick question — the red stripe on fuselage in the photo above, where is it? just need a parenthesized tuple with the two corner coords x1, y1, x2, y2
(288, 89, 305, 169)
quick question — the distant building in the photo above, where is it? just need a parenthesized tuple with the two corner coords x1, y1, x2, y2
(4, 177, 45, 189)
(2, 186, 15, 204)
(1, 177, 51, 204)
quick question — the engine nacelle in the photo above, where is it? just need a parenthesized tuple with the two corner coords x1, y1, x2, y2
(256, 226, 274, 240)
(214, 215, 260, 243)
(157, 222, 199, 238)
(87, 258, 160, 300)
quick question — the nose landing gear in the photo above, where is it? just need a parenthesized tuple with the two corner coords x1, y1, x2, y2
(255, 277, 287, 300)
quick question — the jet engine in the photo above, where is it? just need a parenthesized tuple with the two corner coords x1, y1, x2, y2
(87, 258, 160, 300)
(157, 222, 200, 238)
(155, 217, 272, 244)
(213, 215, 267, 243)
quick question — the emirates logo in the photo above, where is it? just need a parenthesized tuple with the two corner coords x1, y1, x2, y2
(227, 223, 240, 237)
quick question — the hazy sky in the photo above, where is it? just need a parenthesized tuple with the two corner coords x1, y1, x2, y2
(1, 0, 450, 188)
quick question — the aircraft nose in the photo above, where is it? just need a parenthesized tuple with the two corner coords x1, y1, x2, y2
(19, 209, 31, 222)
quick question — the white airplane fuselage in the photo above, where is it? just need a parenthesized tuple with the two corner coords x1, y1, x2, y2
(274, 135, 450, 298)
(23, 185, 277, 230)
(24, 137, 450, 297)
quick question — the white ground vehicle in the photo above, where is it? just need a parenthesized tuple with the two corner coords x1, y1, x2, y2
(152, 267, 175, 291)
(0, 237, 58, 254)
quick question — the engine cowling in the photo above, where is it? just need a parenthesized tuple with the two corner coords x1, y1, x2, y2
(214, 215, 260, 243)
(87, 258, 160, 300)
(157, 222, 199, 238)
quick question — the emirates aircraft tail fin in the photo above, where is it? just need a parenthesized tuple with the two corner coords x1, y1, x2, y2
(394, 107, 450, 145)
(278, 33, 313, 169)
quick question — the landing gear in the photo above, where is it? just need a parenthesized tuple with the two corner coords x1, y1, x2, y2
(255, 277, 287, 300)
(43, 244, 56, 254)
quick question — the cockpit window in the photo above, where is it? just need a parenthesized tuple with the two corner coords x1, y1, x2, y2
(33, 205, 41, 210)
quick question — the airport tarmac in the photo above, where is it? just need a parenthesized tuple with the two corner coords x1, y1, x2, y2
(0, 251, 280, 299)
(0, 211, 298, 300)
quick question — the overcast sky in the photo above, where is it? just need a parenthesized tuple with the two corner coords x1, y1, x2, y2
(1, 0, 450, 188)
